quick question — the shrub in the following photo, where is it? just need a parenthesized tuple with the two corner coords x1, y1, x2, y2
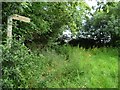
(1, 39, 40, 88)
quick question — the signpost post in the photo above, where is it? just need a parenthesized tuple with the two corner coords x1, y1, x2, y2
(7, 14, 30, 48)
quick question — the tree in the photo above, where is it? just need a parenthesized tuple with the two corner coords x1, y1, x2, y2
(2, 2, 90, 47)
(83, 2, 120, 47)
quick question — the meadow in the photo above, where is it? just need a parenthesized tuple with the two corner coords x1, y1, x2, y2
(2, 41, 118, 88)
(4, 44, 118, 88)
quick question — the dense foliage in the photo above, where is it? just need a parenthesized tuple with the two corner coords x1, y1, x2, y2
(57, 2, 120, 48)
(2, 40, 118, 88)
(2, 2, 90, 46)
(1, 1, 119, 88)
(82, 2, 120, 47)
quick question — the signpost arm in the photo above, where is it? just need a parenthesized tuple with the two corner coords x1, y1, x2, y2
(6, 14, 30, 48)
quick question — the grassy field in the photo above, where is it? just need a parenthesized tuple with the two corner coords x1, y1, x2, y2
(21, 45, 118, 88)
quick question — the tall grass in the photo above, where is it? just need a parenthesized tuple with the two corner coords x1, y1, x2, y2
(2, 42, 118, 88)
(24, 45, 118, 88)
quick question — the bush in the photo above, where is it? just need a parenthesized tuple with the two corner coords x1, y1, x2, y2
(2, 40, 30, 88)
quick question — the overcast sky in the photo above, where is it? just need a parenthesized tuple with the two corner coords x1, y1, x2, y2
(85, 0, 97, 8)
(85, 0, 107, 8)
(85, 0, 106, 14)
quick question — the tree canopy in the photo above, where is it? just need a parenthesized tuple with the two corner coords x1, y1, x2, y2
(2, 2, 90, 44)
(2, 2, 120, 47)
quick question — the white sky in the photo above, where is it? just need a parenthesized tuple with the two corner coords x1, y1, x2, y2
(85, 0, 107, 8)
(85, 0, 97, 8)
(85, 0, 106, 14)
(85, 0, 98, 14)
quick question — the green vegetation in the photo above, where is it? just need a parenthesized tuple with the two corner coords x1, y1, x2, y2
(2, 2, 90, 43)
(2, 40, 118, 88)
(1, 1, 119, 88)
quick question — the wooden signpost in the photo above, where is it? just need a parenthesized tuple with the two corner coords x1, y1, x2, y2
(12, 14, 30, 23)
(7, 14, 30, 48)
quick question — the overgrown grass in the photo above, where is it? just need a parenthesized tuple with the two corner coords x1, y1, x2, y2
(2, 42, 118, 88)
(23, 45, 118, 88)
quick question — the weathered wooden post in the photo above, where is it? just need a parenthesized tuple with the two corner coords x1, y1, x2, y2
(7, 14, 30, 48)
(7, 16, 13, 48)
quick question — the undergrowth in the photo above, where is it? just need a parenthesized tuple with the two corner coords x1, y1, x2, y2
(2, 41, 118, 88)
